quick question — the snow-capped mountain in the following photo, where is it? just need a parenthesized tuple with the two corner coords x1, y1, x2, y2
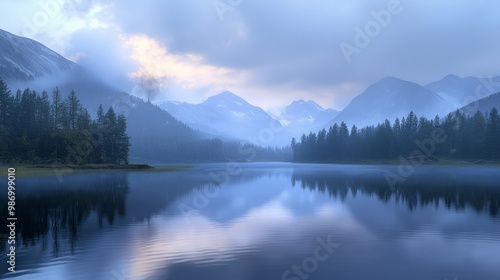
(0, 29, 75, 81)
(277, 99, 338, 134)
(426, 74, 500, 110)
(329, 77, 453, 128)
(160, 91, 293, 146)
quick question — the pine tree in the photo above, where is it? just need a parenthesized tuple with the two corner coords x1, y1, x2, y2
(316, 129, 327, 161)
(104, 107, 117, 163)
(291, 137, 297, 161)
(350, 125, 359, 159)
(326, 124, 339, 160)
(52, 87, 63, 130)
(471, 111, 487, 158)
(67, 90, 81, 130)
(0, 79, 11, 125)
(0, 80, 12, 161)
(92, 104, 106, 163)
(116, 114, 130, 164)
(485, 108, 500, 160)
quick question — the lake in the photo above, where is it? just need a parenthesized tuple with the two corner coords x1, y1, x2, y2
(1, 163, 500, 280)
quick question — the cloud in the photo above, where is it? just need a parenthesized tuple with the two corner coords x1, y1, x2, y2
(64, 27, 138, 90)
(2, 0, 500, 110)
(103, 0, 500, 109)
(126, 34, 241, 102)
(1, 0, 111, 53)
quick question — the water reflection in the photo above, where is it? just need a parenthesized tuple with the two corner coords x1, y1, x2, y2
(291, 165, 500, 217)
(0, 173, 129, 256)
(1, 164, 499, 280)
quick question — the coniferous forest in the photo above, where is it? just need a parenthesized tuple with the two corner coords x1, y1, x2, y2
(0, 78, 130, 164)
(3, 74, 499, 165)
(0, 78, 291, 164)
(292, 109, 500, 162)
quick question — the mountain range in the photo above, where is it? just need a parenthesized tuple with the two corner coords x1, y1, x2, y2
(160, 91, 283, 143)
(160, 94, 337, 146)
(1, 28, 500, 155)
(329, 77, 451, 128)
(426, 74, 500, 110)
(329, 75, 500, 129)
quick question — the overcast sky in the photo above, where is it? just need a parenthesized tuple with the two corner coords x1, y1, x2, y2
(1, 0, 499, 110)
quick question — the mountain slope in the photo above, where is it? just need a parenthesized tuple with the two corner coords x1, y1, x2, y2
(160, 91, 292, 146)
(0, 29, 75, 80)
(458, 91, 500, 115)
(329, 77, 452, 128)
(0, 29, 203, 163)
(426, 74, 500, 110)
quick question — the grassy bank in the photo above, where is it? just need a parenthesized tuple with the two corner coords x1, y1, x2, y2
(7, 164, 192, 178)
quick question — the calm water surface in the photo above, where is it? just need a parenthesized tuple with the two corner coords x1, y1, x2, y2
(1, 163, 500, 280)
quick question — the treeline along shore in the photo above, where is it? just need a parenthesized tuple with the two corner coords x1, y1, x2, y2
(0, 78, 130, 165)
(292, 109, 500, 163)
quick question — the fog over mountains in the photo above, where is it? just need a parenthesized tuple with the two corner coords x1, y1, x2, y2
(160, 94, 338, 145)
(426, 74, 500, 109)
(330, 77, 451, 129)
(275, 100, 339, 134)
(0, 29, 202, 163)
(160, 91, 286, 144)
(328, 76, 500, 129)
(1, 28, 500, 154)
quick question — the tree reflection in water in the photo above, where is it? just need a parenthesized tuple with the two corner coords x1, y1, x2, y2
(0, 173, 129, 256)
(291, 168, 500, 217)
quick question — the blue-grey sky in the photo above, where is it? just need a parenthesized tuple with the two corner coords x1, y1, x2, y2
(1, 0, 499, 110)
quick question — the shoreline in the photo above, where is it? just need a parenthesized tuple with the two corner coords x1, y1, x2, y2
(7, 164, 192, 177)
(5, 159, 499, 178)
(291, 158, 500, 166)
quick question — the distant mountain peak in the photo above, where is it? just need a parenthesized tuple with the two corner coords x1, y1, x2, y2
(277, 98, 338, 132)
(329, 76, 452, 128)
(211, 91, 242, 100)
(203, 91, 249, 106)
(425, 74, 500, 110)
(442, 74, 461, 81)
(289, 99, 324, 110)
(378, 76, 405, 84)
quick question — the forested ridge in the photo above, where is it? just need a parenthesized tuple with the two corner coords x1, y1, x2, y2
(0, 78, 130, 164)
(292, 108, 500, 162)
(0, 78, 291, 164)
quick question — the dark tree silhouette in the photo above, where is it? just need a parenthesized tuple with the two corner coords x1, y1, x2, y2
(293, 109, 500, 162)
